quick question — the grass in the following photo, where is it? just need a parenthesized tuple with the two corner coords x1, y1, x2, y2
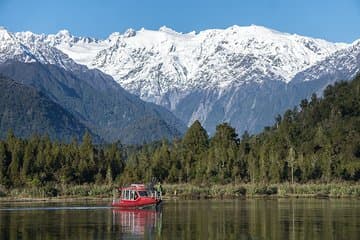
(162, 182, 360, 199)
(1, 182, 359, 200)
(1, 184, 114, 199)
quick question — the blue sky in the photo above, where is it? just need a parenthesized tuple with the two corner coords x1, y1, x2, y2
(0, 0, 359, 43)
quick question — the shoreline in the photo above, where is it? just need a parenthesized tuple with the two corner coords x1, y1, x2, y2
(161, 182, 360, 199)
(0, 196, 112, 203)
(1, 182, 360, 202)
(0, 195, 359, 204)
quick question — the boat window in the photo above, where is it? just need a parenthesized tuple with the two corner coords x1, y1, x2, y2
(138, 191, 148, 197)
(121, 189, 142, 200)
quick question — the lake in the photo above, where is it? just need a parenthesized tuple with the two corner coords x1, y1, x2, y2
(0, 198, 359, 239)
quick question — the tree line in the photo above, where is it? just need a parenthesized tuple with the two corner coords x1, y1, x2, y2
(120, 75, 360, 184)
(0, 75, 359, 188)
(0, 132, 124, 187)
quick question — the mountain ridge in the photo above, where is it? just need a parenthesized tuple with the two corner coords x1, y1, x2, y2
(0, 27, 187, 143)
(1, 25, 359, 135)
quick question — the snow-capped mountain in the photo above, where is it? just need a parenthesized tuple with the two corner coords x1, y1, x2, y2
(282, 40, 360, 110)
(46, 25, 347, 106)
(292, 39, 360, 85)
(0, 27, 83, 72)
(1, 25, 358, 135)
(42, 25, 353, 134)
(0, 26, 187, 143)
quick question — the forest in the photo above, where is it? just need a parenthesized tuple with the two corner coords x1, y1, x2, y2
(0, 75, 359, 190)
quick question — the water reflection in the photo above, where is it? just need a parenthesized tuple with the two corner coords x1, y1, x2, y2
(0, 199, 359, 240)
(112, 208, 162, 238)
(160, 199, 360, 240)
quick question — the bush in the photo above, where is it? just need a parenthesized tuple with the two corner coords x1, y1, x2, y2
(44, 185, 59, 197)
(0, 185, 7, 197)
(61, 184, 113, 197)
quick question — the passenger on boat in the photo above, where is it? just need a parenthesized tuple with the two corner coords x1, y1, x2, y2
(155, 182, 163, 197)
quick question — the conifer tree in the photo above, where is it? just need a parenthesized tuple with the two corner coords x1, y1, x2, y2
(182, 120, 209, 156)
(8, 140, 23, 186)
(0, 142, 9, 186)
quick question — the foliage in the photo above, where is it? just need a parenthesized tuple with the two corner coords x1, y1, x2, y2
(0, 132, 124, 188)
(117, 75, 360, 184)
(0, 75, 359, 190)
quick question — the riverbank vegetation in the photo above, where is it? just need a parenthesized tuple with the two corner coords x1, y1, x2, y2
(1, 183, 360, 200)
(0, 75, 359, 199)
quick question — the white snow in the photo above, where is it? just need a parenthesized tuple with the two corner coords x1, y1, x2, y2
(0, 25, 352, 106)
(39, 25, 347, 104)
(0, 27, 81, 71)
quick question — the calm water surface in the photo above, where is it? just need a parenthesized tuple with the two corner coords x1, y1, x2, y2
(0, 198, 359, 239)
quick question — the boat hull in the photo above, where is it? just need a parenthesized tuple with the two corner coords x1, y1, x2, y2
(112, 198, 162, 209)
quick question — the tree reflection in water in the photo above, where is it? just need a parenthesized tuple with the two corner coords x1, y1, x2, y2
(0, 199, 359, 240)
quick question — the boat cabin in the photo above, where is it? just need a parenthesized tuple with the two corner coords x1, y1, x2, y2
(121, 187, 149, 200)
(118, 184, 161, 201)
(112, 183, 162, 208)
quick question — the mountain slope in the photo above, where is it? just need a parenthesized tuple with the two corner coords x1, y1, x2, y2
(0, 61, 186, 144)
(283, 40, 360, 111)
(45, 25, 346, 100)
(0, 75, 97, 141)
(3, 25, 358, 136)
(38, 25, 348, 134)
(0, 27, 187, 144)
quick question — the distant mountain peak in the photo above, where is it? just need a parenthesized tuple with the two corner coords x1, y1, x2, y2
(159, 26, 180, 35)
(56, 29, 72, 37)
(0, 27, 13, 40)
(124, 28, 136, 37)
(28, 25, 347, 110)
(228, 24, 281, 34)
(1, 25, 358, 137)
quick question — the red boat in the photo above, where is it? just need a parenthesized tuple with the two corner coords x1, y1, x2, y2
(112, 184, 162, 209)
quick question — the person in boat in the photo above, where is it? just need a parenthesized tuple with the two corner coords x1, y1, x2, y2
(155, 181, 163, 197)
(133, 191, 138, 200)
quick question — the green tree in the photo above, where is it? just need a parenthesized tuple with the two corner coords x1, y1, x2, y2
(181, 120, 209, 182)
(78, 132, 95, 183)
(22, 141, 36, 182)
(8, 141, 23, 186)
(0, 142, 9, 186)
(287, 147, 296, 184)
(182, 120, 209, 155)
(210, 123, 239, 183)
